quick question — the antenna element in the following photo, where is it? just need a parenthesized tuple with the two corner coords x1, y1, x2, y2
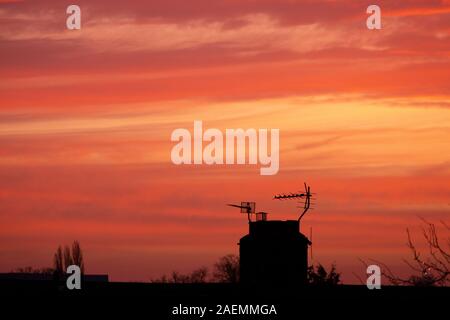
(273, 183, 315, 222)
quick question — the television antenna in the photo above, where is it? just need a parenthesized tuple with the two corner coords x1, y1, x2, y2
(227, 202, 256, 222)
(226, 202, 269, 222)
(273, 183, 315, 222)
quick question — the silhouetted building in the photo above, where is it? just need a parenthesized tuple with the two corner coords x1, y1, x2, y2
(239, 218, 311, 285)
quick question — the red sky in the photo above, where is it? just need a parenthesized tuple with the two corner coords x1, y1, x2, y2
(1, 0, 449, 283)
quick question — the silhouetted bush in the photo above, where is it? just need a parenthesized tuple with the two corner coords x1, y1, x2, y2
(307, 263, 341, 286)
(213, 254, 240, 283)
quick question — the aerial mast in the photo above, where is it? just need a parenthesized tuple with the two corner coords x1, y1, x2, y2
(226, 202, 256, 222)
(273, 183, 315, 222)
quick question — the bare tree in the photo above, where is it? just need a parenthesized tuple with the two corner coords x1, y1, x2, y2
(72, 240, 85, 274)
(189, 267, 208, 283)
(169, 271, 191, 283)
(363, 218, 449, 286)
(213, 254, 239, 283)
(53, 241, 85, 276)
(63, 245, 74, 270)
(53, 246, 64, 275)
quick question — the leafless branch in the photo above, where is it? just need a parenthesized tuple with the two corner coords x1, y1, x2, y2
(366, 219, 449, 286)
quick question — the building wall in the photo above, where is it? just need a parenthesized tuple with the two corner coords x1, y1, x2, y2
(239, 220, 310, 285)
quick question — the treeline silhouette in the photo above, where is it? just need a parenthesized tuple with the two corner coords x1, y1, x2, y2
(9, 219, 449, 287)
(151, 253, 341, 285)
(13, 240, 84, 277)
(151, 254, 240, 283)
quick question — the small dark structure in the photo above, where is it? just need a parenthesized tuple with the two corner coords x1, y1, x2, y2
(230, 183, 314, 286)
(239, 219, 311, 285)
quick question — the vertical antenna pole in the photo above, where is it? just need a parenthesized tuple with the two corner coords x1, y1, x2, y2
(309, 226, 313, 261)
